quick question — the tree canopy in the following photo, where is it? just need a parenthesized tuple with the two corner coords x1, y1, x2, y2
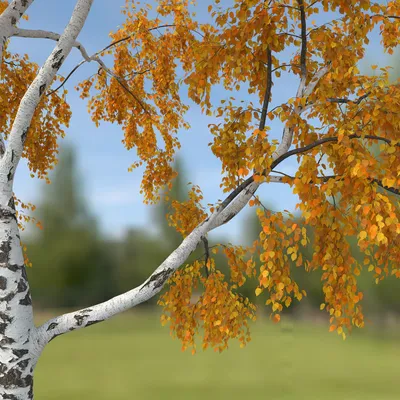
(4, 0, 400, 352)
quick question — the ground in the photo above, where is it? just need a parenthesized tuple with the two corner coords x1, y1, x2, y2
(34, 311, 400, 399)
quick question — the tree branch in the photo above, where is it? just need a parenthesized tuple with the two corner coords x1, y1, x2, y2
(11, 28, 92, 61)
(327, 91, 371, 105)
(31, 177, 258, 357)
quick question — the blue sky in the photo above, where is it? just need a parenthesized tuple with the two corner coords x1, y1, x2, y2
(8, 0, 398, 244)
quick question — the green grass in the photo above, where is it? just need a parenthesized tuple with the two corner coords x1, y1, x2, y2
(34, 311, 400, 400)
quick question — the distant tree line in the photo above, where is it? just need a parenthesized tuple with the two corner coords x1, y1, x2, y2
(24, 145, 400, 324)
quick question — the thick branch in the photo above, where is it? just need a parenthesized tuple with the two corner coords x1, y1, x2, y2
(0, 0, 94, 193)
(217, 64, 331, 219)
(12, 28, 92, 61)
(31, 177, 258, 356)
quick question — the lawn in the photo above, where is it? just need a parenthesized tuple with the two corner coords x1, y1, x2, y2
(34, 310, 400, 400)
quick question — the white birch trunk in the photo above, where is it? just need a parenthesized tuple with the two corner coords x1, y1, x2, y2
(0, 209, 34, 399)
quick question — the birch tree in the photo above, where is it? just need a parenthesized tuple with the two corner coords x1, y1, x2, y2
(0, 0, 399, 398)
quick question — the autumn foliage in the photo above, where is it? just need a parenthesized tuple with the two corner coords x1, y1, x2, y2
(7, 0, 400, 351)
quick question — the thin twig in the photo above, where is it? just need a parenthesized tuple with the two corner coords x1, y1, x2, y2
(298, 0, 307, 87)
(201, 236, 210, 278)
(259, 47, 273, 130)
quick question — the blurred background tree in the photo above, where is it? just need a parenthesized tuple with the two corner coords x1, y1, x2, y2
(26, 144, 115, 308)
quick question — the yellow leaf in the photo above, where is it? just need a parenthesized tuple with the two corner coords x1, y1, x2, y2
(359, 231, 367, 240)
(255, 288, 262, 296)
(377, 232, 385, 242)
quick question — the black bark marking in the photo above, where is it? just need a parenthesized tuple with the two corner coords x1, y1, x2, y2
(0, 365, 32, 388)
(11, 349, 28, 358)
(0, 277, 7, 290)
(0, 241, 11, 264)
(17, 279, 27, 293)
(86, 319, 103, 327)
(74, 313, 90, 326)
(19, 292, 31, 306)
(46, 322, 58, 331)
(141, 268, 174, 291)
(16, 359, 29, 370)
(81, 308, 93, 313)
(7, 168, 13, 182)
(51, 49, 64, 70)
(10, 150, 14, 164)
(21, 268, 27, 282)
(39, 84, 46, 97)
(7, 264, 20, 273)
(222, 212, 236, 224)
(21, 128, 28, 144)
(0, 312, 12, 323)
(0, 292, 16, 303)
(21, 0, 28, 7)
(7, 197, 14, 211)
(3, 394, 19, 399)
(10, 17, 16, 25)
(0, 336, 15, 346)
(0, 323, 7, 335)
(0, 207, 17, 223)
